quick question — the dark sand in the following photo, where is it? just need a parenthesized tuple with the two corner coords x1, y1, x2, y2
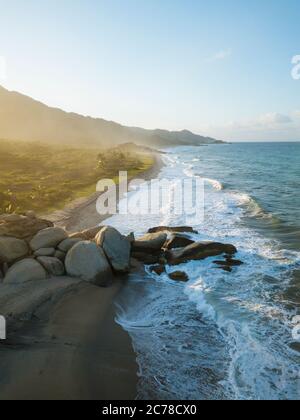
(0, 278, 138, 400)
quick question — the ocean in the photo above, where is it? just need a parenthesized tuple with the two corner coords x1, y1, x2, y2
(106, 142, 300, 400)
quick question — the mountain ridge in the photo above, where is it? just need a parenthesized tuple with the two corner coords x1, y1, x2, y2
(0, 85, 223, 148)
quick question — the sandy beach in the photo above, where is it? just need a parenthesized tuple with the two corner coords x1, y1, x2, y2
(46, 153, 164, 233)
(0, 278, 137, 400)
(0, 153, 163, 400)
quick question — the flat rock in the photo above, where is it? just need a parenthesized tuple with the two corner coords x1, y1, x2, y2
(163, 233, 195, 250)
(65, 241, 113, 286)
(214, 258, 244, 267)
(168, 271, 189, 282)
(37, 257, 65, 276)
(0, 236, 29, 263)
(30, 227, 68, 251)
(148, 226, 198, 234)
(4, 259, 47, 283)
(166, 241, 237, 265)
(34, 247, 55, 257)
(132, 232, 167, 252)
(95, 226, 131, 273)
(57, 238, 82, 253)
(0, 213, 53, 241)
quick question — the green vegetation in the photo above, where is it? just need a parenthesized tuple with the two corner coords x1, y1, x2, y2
(0, 140, 154, 215)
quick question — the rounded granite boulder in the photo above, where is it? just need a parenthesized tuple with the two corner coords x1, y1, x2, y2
(65, 241, 113, 286)
(30, 227, 68, 251)
(0, 236, 29, 263)
(95, 226, 131, 273)
(4, 259, 47, 283)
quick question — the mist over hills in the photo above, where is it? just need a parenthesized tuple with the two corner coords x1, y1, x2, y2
(0, 85, 222, 148)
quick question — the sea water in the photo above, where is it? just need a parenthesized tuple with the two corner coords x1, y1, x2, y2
(106, 142, 300, 400)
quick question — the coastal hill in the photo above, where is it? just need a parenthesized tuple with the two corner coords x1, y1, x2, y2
(0, 85, 221, 148)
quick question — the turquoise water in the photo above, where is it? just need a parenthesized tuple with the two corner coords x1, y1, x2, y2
(108, 142, 300, 400)
(181, 142, 300, 251)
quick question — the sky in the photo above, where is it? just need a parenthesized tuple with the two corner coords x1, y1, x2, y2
(0, 0, 300, 141)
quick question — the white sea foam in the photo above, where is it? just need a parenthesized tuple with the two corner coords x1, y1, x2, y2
(109, 148, 300, 400)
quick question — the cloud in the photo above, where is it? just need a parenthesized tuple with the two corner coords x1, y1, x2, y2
(257, 112, 292, 126)
(199, 110, 300, 141)
(205, 49, 232, 62)
(293, 110, 300, 119)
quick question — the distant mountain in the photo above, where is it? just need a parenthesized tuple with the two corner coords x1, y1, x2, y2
(0, 86, 223, 148)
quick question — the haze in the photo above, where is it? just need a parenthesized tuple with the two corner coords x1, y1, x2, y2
(0, 0, 300, 142)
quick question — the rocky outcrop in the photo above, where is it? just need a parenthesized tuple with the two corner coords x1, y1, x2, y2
(163, 233, 195, 250)
(65, 241, 112, 286)
(95, 226, 131, 273)
(0, 237, 29, 263)
(0, 213, 53, 241)
(133, 232, 168, 252)
(30, 227, 68, 251)
(3, 259, 47, 283)
(166, 241, 237, 265)
(0, 217, 241, 286)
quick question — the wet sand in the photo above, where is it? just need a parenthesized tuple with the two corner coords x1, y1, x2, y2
(0, 278, 138, 400)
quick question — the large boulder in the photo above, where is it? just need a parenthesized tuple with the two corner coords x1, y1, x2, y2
(166, 241, 237, 265)
(37, 257, 65, 276)
(95, 226, 131, 273)
(65, 241, 113, 285)
(0, 213, 53, 241)
(148, 226, 198, 234)
(34, 247, 55, 257)
(3, 259, 47, 283)
(0, 236, 29, 263)
(30, 227, 68, 251)
(57, 238, 82, 253)
(163, 233, 195, 250)
(69, 226, 104, 241)
(132, 232, 167, 252)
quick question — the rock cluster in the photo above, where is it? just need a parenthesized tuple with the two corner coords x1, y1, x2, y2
(132, 226, 240, 282)
(0, 217, 242, 285)
(0, 214, 131, 285)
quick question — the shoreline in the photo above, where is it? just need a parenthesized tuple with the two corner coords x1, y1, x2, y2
(0, 152, 164, 400)
(45, 152, 164, 233)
